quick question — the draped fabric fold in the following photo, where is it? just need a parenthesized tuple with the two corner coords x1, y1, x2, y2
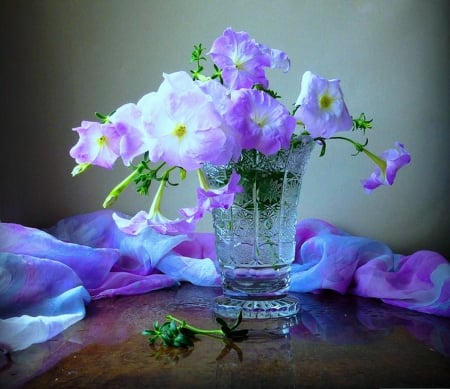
(0, 210, 448, 352)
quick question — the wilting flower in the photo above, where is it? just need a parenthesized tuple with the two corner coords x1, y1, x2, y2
(226, 89, 296, 154)
(209, 27, 271, 89)
(362, 142, 411, 193)
(70, 121, 123, 168)
(197, 170, 242, 212)
(294, 71, 353, 138)
(176, 171, 243, 224)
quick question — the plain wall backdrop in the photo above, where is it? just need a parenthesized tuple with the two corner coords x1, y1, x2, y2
(1, 0, 449, 257)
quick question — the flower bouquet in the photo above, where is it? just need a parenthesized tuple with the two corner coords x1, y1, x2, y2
(70, 27, 410, 318)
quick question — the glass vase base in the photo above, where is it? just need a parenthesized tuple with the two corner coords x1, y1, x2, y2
(213, 295, 300, 320)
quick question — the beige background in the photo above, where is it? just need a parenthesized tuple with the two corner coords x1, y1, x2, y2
(1, 0, 449, 257)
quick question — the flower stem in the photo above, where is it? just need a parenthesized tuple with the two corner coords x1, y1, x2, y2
(147, 166, 180, 216)
(196, 169, 210, 190)
(148, 173, 168, 216)
(166, 315, 224, 337)
(327, 135, 387, 174)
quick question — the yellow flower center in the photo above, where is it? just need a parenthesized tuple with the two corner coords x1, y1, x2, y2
(173, 124, 187, 140)
(97, 135, 107, 146)
(319, 93, 334, 110)
(255, 118, 266, 128)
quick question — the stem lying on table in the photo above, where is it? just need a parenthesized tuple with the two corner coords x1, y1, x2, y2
(142, 311, 248, 348)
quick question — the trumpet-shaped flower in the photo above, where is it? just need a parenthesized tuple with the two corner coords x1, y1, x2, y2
(70, 121, 123, 169)
(209, 27, 271, 89)
(362, 142, 411, 193)
(294, 71, 353, 138)
(144, 72, 232, 170)
(112, 210, 196, 236)
(226, 89, 296, 155)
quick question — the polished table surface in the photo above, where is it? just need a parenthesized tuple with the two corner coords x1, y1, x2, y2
(2, 284, 449, 388)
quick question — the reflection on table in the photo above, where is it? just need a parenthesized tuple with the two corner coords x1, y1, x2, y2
(2, 284, 449, 388)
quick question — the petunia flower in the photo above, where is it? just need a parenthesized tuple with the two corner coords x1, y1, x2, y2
(175, 170, 243, 224)
(112, 210, 196, 236)
(112, 173, 199, 236)
(197, 170, 242, 212)
(294, 71, 353, 138)
(361, 142, 411, 193)
(70, 121, 123, 168)
(109, 102, 148, 166)
(226, 89, 296, 155)
(195, 79, 242, 161)
(112, 210, 150, 235)
(256, 43, 291, 72)
(208, 27, 271, 89)
(143, 71, 232, 170)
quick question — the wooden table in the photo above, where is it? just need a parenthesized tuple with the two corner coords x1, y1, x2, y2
(2, 284, 449, 388)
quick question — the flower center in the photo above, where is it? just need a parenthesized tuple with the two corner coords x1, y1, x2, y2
(254, 116, 267, 128)
(173, 124, 187, 140)
(319, 93, 334, 110)
(97, 135, 107, 146)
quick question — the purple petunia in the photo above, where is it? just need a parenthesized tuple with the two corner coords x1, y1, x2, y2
(109, 102, 148, 166)
(208, 27, 272, 89)
(141, 71, 233, 170)
(294, 71, 353, 138)
(197, 170, 242, 212)
(226, 89, 296, 155)
(362, 142, 411, 193)
(68, 27, 412, 236)
(70, 121, 123, 169)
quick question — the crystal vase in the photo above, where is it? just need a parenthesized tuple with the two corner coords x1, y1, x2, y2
(202, 136, 314, 319)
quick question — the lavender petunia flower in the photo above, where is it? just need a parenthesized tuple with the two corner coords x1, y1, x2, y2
(197, 170, 242, 212)
(196, 79, 242, 161)
(143, 71, 232, 170)
(70, 121, 123, 169)
(294, 71, 353, 138)
(112, 210, 150, 235)
(208, 27, 271, 89)
(226, 89, 296, 155)
(256, 43, 291, 72)
(362, 142, 411, 193)
(177, 171, 243, 224)
(112, 209, 196, 236)
(109, 103, 148, 166)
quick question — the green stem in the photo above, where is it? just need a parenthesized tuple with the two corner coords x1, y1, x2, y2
(196, 169, 210, 190)
(102, 168, 140, 208)
(327, 136, 387, 174)
(147, 166, 179, 216)
(166, 315, 224, 337)
(148, 174, 167, 216)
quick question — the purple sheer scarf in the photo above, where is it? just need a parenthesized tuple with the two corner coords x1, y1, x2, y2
(1, 210, 448, 352)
